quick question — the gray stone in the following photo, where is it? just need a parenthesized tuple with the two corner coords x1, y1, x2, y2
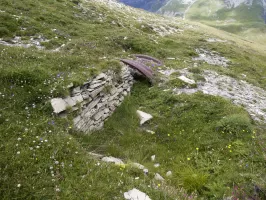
(119, 96, 124, 102)
(102, 113, 109, 120)
(137, 110, 153, 125)
(89, 82, 105, 89)
(95, 73, 107, 80)
(51, 98, 67, 113)
(151, 155, 155, 161)
(72, 86, 81, 94)
(89, 152, 104, 159)
(73, 116, 81, 125)
(131, 163, 145, 170)
(90, 86, 105, 98)
(109, 105, 116, 111)
(83, 108, 97, 119)
(72, 94, 83, 104)
(104, 108, 110, 114)
(154, 173, 164, 181)
(154, 163, 160, 168)
(178, 75, 195, 85)
(113, 100, 120, 107)
(101, 95, 110, 103)
(123, 91, 128, 96)
(67, 82, 74, 88)
(166, 171, 172, 177)
(124, 188, 151, 200)
(81, 92, 91, 100)
(64, 96, 76, 107)
(102, 156, 124, 165)
(93, 110, 105, 121)
(110, 87, 118, 95)
(87, 98, 101, 110)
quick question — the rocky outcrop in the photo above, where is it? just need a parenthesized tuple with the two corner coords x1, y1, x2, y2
(51, 65, 133, 133)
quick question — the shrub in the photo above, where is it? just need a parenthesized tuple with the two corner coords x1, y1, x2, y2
(177, 168, 209, 192)
(216, 114, 253, 136)
(0, 27, 10, 37)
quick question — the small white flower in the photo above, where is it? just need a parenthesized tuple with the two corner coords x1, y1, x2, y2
(17, 151, 20, 155)
(29, 147, 33, 150)
(50, 166, 53, 170)
(17, 184, 21, 188)
(44, 140, 48, 142)
(16, 144, 18, 147)
(55, 161, 59, 165)
(36, 146, 40, 149)
(55, 188, 60, 192)
(17, 138, 22, 141)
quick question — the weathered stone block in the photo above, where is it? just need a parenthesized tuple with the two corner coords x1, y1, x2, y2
(90, 86, 105, 98)
(72, 86, 81, 94)
(89, 82, 106, 89)
(64, 96, 76, 107)
(51, 98, 67, 113)
(93, 110, 105, 121)
(72, 94, 83, 104)
(95, 73, 107, 80)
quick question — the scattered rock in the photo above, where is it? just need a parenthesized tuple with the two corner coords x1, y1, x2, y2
(193, 48, 229, 67)
(131, 163, 145, 170)
(154, 163, 160, 168)
(158, 69, 178, 76)
(124, 188, 151, 200)
(89, 152, 104, 159)
(101, 156, 124, 165)
(178, 75, 195, 85)
(206, 38, 227, 43)
(174, 70, 266, 122)
(136, 110, 153, 125)
(154, 173, 164, 181)
(143, 168, 149, 175)
(166, 171, 172, 177)
(145, 130, 155, 134)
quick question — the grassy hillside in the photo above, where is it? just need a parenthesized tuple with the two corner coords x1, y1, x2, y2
(0, 0, 266, 199)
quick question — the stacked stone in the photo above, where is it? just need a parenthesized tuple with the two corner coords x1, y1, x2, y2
(51, 65, 134, 133)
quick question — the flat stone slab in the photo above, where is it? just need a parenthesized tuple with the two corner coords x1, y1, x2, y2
(101, 156, 124, 165)
(178, 75, 195, 85)
(124, 188, 151, 200)
(136, 110, 153, 125)
(51, 98, 67, 113)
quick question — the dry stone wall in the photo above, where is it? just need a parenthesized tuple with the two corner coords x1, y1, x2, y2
(51, 65, 134, 133)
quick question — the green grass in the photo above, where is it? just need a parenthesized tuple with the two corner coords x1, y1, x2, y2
(0, 0, 266, 199)
(77, 82, 266, 198)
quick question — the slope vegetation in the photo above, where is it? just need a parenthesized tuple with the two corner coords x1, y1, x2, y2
(0, 0, 266, 199)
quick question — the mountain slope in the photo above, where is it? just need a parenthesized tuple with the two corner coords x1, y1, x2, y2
(1, 0, 266, 199)
(121, 0, 266, 43)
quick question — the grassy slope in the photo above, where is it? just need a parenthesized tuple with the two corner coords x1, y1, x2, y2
(0, 0, 266, 199)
